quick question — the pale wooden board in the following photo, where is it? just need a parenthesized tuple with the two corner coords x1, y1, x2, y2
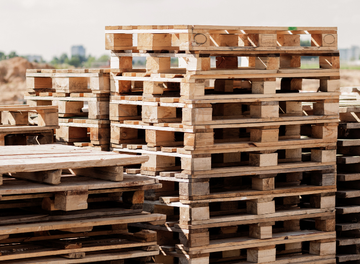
(0, 105, 58, 111)
(179, 185, 336, 204)
(0, 213, 166, 235)
(180, 230, 335, 254)
(179, 208, 333, 230)
(0, 241, 157, 262)
(0, 250, 158, 263)
(0, 126, 57, 133)
(0, 175, 157, 195)
(0, 144, 148, 173)
(176, 162, 335, 178)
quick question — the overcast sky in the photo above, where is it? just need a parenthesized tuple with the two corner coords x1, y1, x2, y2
(0, 0, 358, 61)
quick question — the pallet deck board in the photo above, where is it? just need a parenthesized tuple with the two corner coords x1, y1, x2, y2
(0, 144, 148, 174)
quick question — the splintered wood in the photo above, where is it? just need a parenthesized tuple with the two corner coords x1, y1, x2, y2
(106, 25, 340, 264)
(0, 144, 165, 263)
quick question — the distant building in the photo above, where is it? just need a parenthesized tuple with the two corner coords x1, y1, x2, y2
(340, 45, 360, 61)
(26, 55, 43, 63)
(71, 45, 86, 58)
(351, 46, 360, 60)
(340, 48, 350, 61)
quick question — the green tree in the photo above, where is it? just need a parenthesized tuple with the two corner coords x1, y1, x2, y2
(0, 51, 5, 60)
(68, 56, 81, 67)
(83, 55, 96, 68)
(8, 51, 18, 58)
(59, 53, 69, 64)
(97, 54, 110, 62)
(50, 56, 60, 65)
(300, 40, 311, 47)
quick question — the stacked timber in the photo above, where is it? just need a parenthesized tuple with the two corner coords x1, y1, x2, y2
(0, 105, 58, 145)
(25, 69, 111, 150)
(336, 87, 360, 263)
(106, 25, 340, 264)
(0, 144, 165, 263)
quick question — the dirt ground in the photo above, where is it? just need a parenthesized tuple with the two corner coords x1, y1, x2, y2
(0, 57, 54, 104)
(0, 58, 358, 105)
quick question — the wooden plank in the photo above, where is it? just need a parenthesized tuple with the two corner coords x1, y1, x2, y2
(337, 173, 360, 182)
(180, 230, 335, 254)
(180, 208, 334, 229)
(0, 175, 158, 195)
(336, 205, 360, 214)
(180, 185, 335, 203)
(338, 139, 360, 147)
(0, 145, 148, 174)
(0, 249, 158, 263)
(0, 240, 156, 261)
(337, 189, 360, 198)
(0, 213, 166, 235)
(177, 162, 335, 178)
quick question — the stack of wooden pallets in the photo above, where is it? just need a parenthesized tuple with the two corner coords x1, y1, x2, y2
(25, 69, 111, 150)
(0, 144, 165, 263)
(0, 105, 58, 145)
(336, 87, 360, 263)
(106, 25, 340, 264)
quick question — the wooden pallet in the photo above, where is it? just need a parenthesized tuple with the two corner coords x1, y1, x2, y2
(0, 207, 164, 263)
(0, 144, 148, 185)
(110, 71, 340, 100)
(0, 174, 160, 211)
(111, 120, 338, 155)
(57, 118, 110, 150)
(110, 93, 339, 126)
(106, 24, 339, 264)
(109, 50, 339, 74)
(26, 69, 111, 94)
(26, 93, 109, 120)
(0, 105, 58, 145)
(148, 189, 336, 227)
(113, 147, 337, 177)
(143, 169, 335, 202)
(0, 105, 58, 127)
(105, 25, 338, 53)
(135, 220, 335, 264)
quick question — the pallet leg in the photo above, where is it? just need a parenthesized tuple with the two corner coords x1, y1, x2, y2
(122, 190, 144, 209)
(310, 193, 336, 209)
(250, 102, 279, 118)
(249, 153, 278, 167)
(247, 246, 276, 263)
(180, 203, 210, 225)
(179, 180, 210, 199)
(72, 166, 124, 181)
(247, 199, 275, 215)
(179, 254, 209, 264)
(180, 81, 206, 99)
(11, 169, 62, 185)
(315, 216, 335, 232)
(250, 127, 279, 142)
(179, 228, 209, 247)
(249, 222, 274, 239)
(252, 175, 275, 191)
(309, 240, 336, 256)
(181, 155, 212, 173)
(54, 190, 88, 211)
(252, 80, 276, 94)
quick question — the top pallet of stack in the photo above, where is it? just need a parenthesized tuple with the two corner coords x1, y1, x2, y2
(26, 68, 111, 94)
(105, 25, 338, 54)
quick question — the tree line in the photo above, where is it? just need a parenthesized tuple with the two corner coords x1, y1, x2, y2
(0, 51, 110, 68)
